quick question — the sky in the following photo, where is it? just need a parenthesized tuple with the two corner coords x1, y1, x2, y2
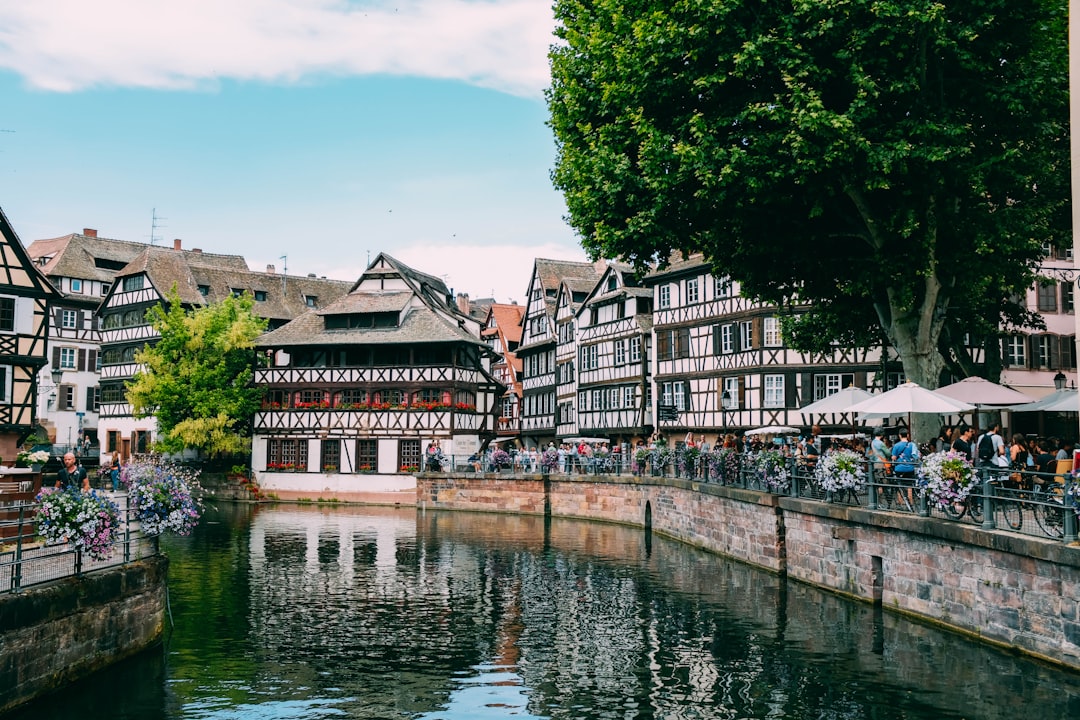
(0, 0, 590, 304)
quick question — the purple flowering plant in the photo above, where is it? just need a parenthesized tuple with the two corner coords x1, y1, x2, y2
(122, 458, 204, 536)
(35, 486, 121, 560)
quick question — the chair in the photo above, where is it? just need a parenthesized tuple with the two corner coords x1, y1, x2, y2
(1053, 458, 1072, 485)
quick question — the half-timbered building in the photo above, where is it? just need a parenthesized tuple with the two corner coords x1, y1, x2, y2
(517, 258, 604, 449)
(97, 242, 350, 461)
(646, 255, 887, 442)
(481, 302, 524, 440)
(252, 253, 502, 501)
(553, 279, 593, 439)
(0, 208, 60, 460)
(26, 229, 149, 451)
(573, 263, 653, 445)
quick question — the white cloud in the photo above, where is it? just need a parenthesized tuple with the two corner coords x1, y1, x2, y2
(269, 240, 589, 306)
(0, 0, 555, 97)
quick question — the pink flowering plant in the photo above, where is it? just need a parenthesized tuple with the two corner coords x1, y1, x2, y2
(814, 449, 866, 492)
(918, 451, 977, 512)
(34, 487, 121, 560)
(122, 458, 204, 536)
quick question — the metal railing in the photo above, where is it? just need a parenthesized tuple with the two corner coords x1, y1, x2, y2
(0, 492, 158, 595)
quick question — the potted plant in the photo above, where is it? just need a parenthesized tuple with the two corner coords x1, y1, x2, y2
(34, 486, 121, 560)
(491, 449, 512, 472)
(17, 449, 50, 471)
(122, 457, 204, 536)
(540, 447, 559, 477)
(632, 447, 650, 476)
(754, 450, 790, 492)
(814, 449, 866, 500)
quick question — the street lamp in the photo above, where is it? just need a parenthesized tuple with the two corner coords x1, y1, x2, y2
(1054, 371, 1067, 391)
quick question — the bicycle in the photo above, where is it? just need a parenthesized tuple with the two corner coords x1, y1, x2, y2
(939, 475, 1022, 531)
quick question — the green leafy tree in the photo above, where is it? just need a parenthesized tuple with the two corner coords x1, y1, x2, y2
(548, 0, 1068, 434)
(127, 288, 268, 457)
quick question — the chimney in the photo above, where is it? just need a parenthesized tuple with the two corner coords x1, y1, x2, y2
(173, 238, 182, 251)
(191, 248, 202, 254)
(83, 228, 97, 237)
(456, 292, 471, 315)
(266, 264, 276, 274)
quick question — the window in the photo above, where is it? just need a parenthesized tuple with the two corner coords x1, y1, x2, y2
(673, 382, 686, 411)
(623, 385, 636, 408)
(739, 322, 752, 351)
(886, 372, 906, 391)
(62, 309, 77, 329)
(661, 381, 674, 408)
(70, 279, 83, 293)
(1003, 336, 1026, 367)
(614, 339, 626, 366)
(231, 288, 244, 298)
(305, 295, 317, 308)
(578, 390, 588, 411)
(57, 384, 75, 411)
(198, 285, 210, 296)
(715, 276, 732, 298)
(1063, 282, 1074, 314)
(659, 285, 671, 308)
(763, 317, 782, 347)
(580, 345, 598, 371)
(630, 336, 641, 363)
(101, 283, 110, 296)
(607, 275, 617, 292)
(0, 297, 13, 331)
(720, 324, 733, 354)
(609, 387, 621, 409)
(813, 373, 854, 401)
(592, 388, 604, 410)
(59, 347, 76, 369)
(267, 438, 308, 471)
(686, 278, 699, 304)
(1035, 335, 1057, 369)
(722, 377, 739, 409)
(1037, 282, 1058, 312)
(321, 440, 340, 472)
(400, 439, 421, 470)
(657, 328, 690, 361)
(122, 275, 144, 292)
(107, 431, 120, 453)
(763, 375, 785, 408)
(356, 439, 377, 472)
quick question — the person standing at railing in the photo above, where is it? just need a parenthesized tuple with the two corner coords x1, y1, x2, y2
(55, 452, 89, 492)
(890, 429, 920, 480)
(109, 451, 121, 491)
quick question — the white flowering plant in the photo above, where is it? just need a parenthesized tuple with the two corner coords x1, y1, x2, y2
(814, 449, 867, 492)
(754, 450, 790, 492)
(918, 450, 977, 511)
(35, 486, 121, 560)
(17, 449, 50, 466)
(122, 458, 204, 536)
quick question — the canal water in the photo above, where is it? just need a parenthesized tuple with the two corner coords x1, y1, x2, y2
(10, 503, 1080, 719)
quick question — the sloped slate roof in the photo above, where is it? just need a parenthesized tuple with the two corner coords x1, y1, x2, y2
(256, 302, 483, 348)
(644, 252, 709, 281)
(27, 233, 151, 283)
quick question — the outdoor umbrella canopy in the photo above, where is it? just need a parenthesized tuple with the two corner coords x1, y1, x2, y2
(847, 382, 975, 417)
(744, 425, 801, 436)
(1008, 390, 1080, 413)
(935, 377, 1033, 407)
(798, 386, 874, 417)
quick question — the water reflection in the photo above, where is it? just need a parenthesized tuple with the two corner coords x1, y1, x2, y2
(8, 503, 1080, 720)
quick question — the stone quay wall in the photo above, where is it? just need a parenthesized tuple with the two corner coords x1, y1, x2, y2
(0, 555, 169, 714)
(417, 473, 1080, 670)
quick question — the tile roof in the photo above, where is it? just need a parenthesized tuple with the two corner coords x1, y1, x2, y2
(484, 303, 524, 344)
(27, 232, 152, 284)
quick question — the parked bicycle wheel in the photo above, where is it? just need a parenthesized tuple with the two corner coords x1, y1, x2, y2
(1000, 497, 1023, 531)
(1035, 485, 1065, 539)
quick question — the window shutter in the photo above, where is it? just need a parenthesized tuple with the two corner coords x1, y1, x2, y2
(712, 324, 721, 355)
(77, 348, 87, 371)
(732, 324, 741, 353)
(800, 372, 813, 405)
(85, 386, 95, 412)
(853, 371, 867, 389)
(752, 317, 763, 349)
(682, 380, 692, 410)
(88, 349, 98, 371)
(52, 347, 60, 369)
(738, 376, 746, 408)
(77, 311, 85, 329)
(53, 308, 62, 328)
(785, 372, 797, 409)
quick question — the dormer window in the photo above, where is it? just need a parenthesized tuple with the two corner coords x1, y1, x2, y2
(254, 290, 267, 301)
(70, 279, 83, 293)
(325, 312, 397, 329)
(606, 275, 617, 292)
(231, 288, 244, 298)
(305, 295, 317, 308)
(198, 285, 210, 296)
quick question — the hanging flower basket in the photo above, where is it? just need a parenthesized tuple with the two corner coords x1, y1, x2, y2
(122, 458, 204, 536)
(540, 448, 559, 475)
(919, 451, 977, 512)
(814, 450, 867, 492)
(754, 450, 790, 492)
(35, 487, 121, 560)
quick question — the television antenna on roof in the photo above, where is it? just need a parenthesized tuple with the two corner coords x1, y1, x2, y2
(150, 208, 166, 245)
(280, 255, 288, 296)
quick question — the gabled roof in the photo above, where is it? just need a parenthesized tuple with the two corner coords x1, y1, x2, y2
(256, 253, 484, 349)
(110, 245, 350, 323)
(482, 303, 524, 345)
(643, 252, 710, 282)
(27, 232, 152, 285)
(0, 206, 60, 299)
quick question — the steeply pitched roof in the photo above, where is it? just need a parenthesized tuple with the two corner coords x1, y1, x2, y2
(27, 232, 152, 285)
(483, 303, 524, 345)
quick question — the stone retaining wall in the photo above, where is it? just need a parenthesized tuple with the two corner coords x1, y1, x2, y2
(0, 555, 169, 714)
(417, 473, 1080, 669)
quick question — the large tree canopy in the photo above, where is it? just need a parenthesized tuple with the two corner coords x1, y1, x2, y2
(548, 0, 1069, 421)
(127, 289, 268, 457)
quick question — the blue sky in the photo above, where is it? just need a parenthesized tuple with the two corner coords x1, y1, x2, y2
(0, 0, 588, 303)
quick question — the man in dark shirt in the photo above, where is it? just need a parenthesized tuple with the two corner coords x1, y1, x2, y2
(55, 452, 89, 491)
(951, 426, 973, 461)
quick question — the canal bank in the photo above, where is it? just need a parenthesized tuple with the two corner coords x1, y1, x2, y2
(417, 472, 1080, 670)
(0, 554, 169, 714)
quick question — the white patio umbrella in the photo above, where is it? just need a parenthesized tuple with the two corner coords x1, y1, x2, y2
(935, 376, 1033, 407)
(1009, 389, 1080, 413)
(799, 385, 874, 418)
(848, 382, 975, 418)
(744, 425, 801, 436)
